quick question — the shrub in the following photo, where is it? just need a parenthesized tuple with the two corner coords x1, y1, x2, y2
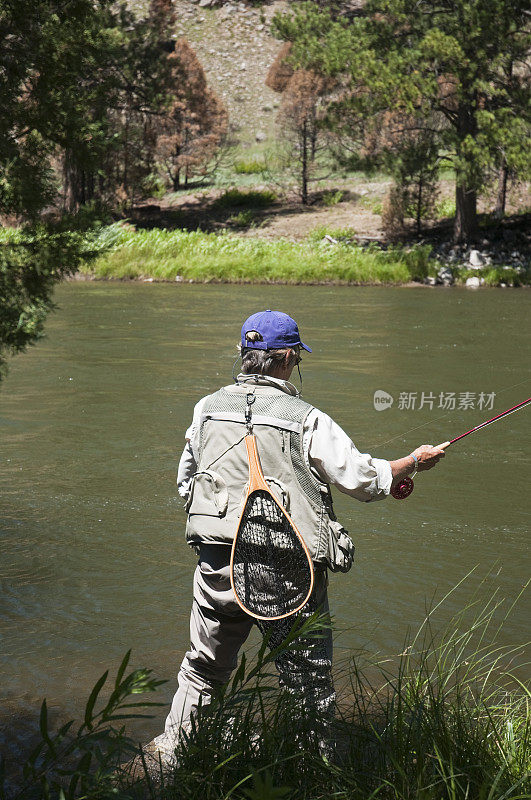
(436, 197, 457, 218)
(321, 189, 345, 206)
(212, 188, 277, 209)
(230, 210, 256, 227)
(400, 243, 434, 280)
(233, 158, 267, 175)
(381, 185, 406, 235)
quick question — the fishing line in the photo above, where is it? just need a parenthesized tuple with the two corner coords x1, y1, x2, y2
(232, 352, 242, 383)
(369, 377, 530, 450)
(297, 361, 303, 395)
(390, 395, 530, 500)
(205, 433, 247, 471)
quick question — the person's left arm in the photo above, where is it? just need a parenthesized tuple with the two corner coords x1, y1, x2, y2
(176, 396, 207, 499)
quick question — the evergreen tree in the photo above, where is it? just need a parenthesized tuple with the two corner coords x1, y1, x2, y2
(273, 0, 531, 241)
(1, 0, 119, 217)
(155, 39, 228, 190)
(61, 0, 177, 211)
(364, 111, 442, 234)
(276, 70, 330, 204)
(266, 43, 295, 93)
(0, 223, 95, 379)
(267, 46, 334, 204)
(0, 0, 125, 377)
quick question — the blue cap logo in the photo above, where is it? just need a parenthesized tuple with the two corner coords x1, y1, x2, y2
(241, 310, 312, 352)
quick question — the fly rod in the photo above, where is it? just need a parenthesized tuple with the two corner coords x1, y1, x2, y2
(391, 397, 531, 499)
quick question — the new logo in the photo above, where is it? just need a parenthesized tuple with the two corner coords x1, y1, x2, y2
(373, 390, 394, 411)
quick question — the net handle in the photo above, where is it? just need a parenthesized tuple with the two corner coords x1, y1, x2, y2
(245, 433, 271, 493)
(230, 433, 315, 621)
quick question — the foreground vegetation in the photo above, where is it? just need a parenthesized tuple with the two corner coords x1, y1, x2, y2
(4, 584, 530, 800)
(81, 223, 529, 287)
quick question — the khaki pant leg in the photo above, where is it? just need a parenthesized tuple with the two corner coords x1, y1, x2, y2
(157, 545, 253, 757)
(256, 565, 335, 731)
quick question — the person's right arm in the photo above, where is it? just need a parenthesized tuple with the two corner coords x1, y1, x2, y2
(305, 409, 448, 501)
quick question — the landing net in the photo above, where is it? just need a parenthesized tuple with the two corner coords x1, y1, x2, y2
(232, 489, 313, 620)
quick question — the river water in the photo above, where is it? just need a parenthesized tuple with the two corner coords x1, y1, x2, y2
(1, 283, 530, 754)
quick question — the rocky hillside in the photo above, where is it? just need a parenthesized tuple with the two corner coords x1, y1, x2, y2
(171, 0, 288, 148)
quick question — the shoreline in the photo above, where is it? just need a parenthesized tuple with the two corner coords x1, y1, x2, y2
(75, 224, 530, 288)
(68, 271, 529, 288)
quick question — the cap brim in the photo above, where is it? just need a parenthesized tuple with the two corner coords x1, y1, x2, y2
(300, 342, 312, 353)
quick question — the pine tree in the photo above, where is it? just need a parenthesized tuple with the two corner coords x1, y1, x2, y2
(0, 0, 116, 377)
(266, 43, 295, 93)
(60, 0, 177, 212)
(155, 39, 228, 190)
(363, 111, 441, 234)
(273, 0, 531, 242)
(277, 70, 329, 204)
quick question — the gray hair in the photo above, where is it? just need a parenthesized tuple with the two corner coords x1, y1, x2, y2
(240, 346, 299, 375)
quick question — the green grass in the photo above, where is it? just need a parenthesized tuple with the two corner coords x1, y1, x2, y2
(455, 266, 530, 287)
(6, 222, 529, 287)
(6, 579, 530, 800)
(83, 223, 415, 284)
(89, 225, 531, 286)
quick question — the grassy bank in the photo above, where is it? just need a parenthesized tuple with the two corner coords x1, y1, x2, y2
(83, 223, 416, 285)
(5, 584, 530, 800)
(81, 223, 529, 286)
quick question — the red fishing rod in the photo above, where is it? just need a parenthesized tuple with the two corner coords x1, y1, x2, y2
(391, 397, 531, 499)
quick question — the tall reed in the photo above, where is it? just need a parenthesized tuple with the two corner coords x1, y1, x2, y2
(3, 581, 529, 800)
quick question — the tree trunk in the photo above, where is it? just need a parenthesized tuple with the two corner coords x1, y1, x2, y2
(494, 61, 513, 219)
(454, 184, 477, 242)
(86, 171, 95, 204)
(454, 101, 478, 242)
(301, 121, 308, 205)
(494, 160, 508, 219)
(416, 177, 423, 235)
(62, 149, 84, 213)
(123, 114, 129, 197)
(172, 170, 181, 192)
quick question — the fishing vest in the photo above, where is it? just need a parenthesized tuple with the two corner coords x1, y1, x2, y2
(185, 382, 354, 571)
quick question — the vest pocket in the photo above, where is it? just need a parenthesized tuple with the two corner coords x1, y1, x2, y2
(326, 520, 355, 573)
(238, 477, 290, 512)
(185, 470, 229, 518)
(263, 476, 290, 511)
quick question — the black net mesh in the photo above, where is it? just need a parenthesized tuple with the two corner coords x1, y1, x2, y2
(232, 489, 313, 619)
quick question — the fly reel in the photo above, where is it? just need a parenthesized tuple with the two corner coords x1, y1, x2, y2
(390, 476, 415, 500)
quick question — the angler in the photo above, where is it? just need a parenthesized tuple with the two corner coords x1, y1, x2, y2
(139, 310, 445, 771)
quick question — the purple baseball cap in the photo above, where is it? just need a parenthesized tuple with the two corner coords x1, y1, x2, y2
(241, 310, 312, 352)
